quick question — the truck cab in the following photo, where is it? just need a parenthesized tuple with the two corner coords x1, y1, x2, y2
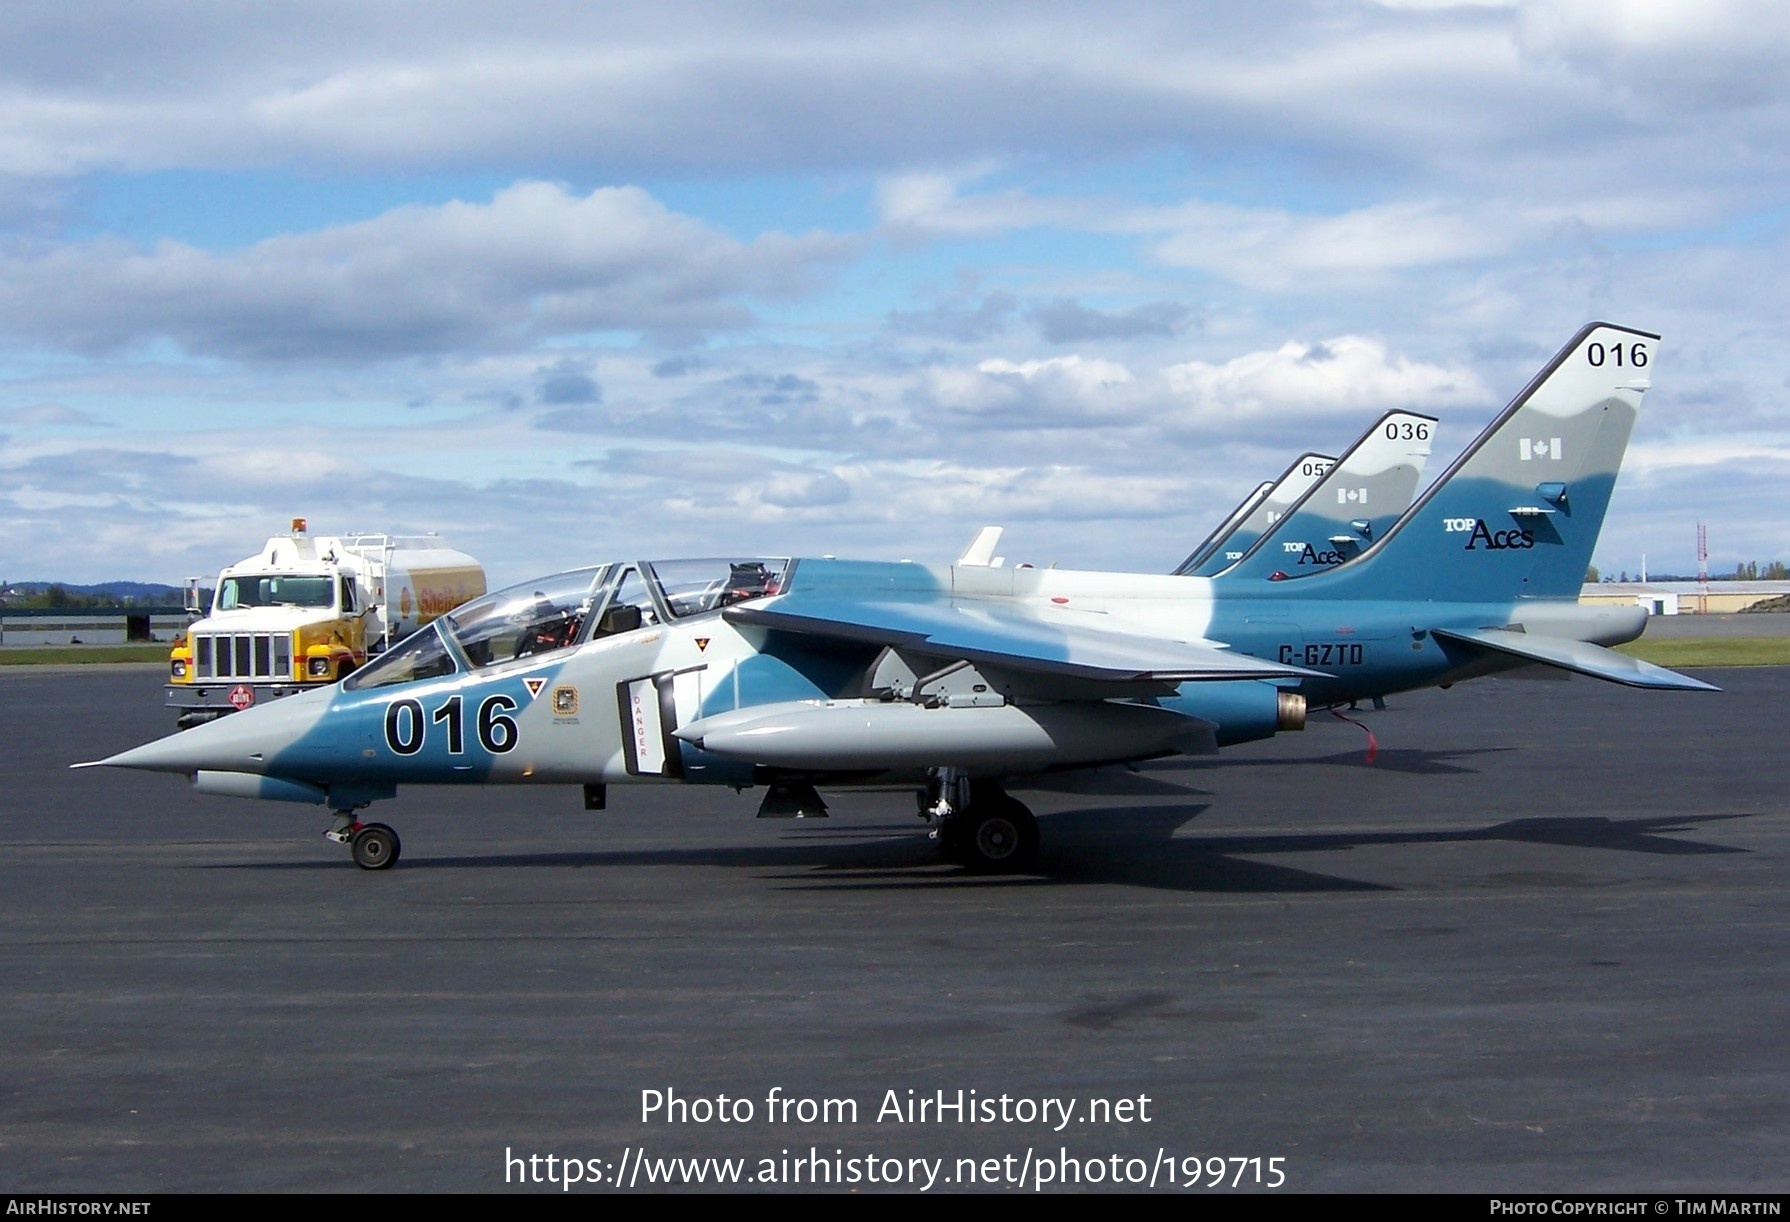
(167, 518, 484, 727)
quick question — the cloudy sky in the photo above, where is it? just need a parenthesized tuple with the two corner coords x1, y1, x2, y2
(2, 0, 1786, 586)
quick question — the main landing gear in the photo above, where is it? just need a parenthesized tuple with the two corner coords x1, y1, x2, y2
(326, 817, 402, 870)
(921, 770, 1039, 873)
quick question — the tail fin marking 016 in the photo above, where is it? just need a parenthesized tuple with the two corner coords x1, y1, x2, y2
(1270, 323, 1657, 605)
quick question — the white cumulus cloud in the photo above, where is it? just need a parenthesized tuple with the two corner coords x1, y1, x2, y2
(926, 355, 1141, 427)
(0, 181, 850, 361)
(1164, 335, 1489, 416)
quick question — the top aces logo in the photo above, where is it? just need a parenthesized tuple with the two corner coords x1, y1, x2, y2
(1444, 518, 1535, 551)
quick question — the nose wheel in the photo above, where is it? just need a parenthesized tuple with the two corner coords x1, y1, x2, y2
(351, 823, 401, 869)
(327, 820, 402, 870)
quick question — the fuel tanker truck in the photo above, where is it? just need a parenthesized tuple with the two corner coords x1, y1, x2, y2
(167, 518, 485, 727)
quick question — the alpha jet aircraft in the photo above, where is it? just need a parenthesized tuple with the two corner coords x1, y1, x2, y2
(958, 407, 1431, 576)
(1174, 451, 1334, 575)
(1208, 409, 1436, 582)
(82, 323, 1712, 873)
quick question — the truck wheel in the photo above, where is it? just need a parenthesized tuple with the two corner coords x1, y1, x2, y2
(350, 823, 401, 870)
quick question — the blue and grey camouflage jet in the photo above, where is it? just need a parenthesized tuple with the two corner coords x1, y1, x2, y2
(1213, 409, 1435, 581)
(1175, 450, 1335, 575)
(82, 322, 1712, 873)
(963, 409, 1429, 576)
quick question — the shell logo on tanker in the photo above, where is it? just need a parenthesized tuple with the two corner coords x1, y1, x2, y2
(413, 584, 464, 617)
(400, 573, 483, 623)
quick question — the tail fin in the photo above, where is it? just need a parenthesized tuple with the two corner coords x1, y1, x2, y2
(957, 526, 1004, 567)
(1173, 481, 1272, 574)
(1296, 323, 1657, 604)
(1214, 410, 1436, 583)
(1175, 452, 1334, 576)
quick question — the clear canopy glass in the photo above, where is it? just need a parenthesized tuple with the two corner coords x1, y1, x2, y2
(343, 621, 458, 690)
(339, 558, 790, 690)
(441, 566, 610, 670)
(649, 558, 787, 618)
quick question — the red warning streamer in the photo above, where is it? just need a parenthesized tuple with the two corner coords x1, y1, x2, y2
(1329, 707, 1379, 764)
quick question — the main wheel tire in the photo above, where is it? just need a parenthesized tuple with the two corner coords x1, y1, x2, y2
(959, 797, 1038, 873)
(350, 823, 401, 870)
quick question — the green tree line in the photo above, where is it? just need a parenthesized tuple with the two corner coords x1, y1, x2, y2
(1585, 561, 1788, 583)
(3, 585, 160, 609)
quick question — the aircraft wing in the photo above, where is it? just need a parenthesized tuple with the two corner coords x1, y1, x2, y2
(727, 595, 1319, 684)
(1431, 627, 1718, 691)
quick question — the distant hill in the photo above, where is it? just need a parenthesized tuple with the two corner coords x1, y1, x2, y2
(1, 581, 188, 606)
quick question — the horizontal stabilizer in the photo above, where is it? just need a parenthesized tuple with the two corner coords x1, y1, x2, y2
(730, 596, 1323, 684)
(1431, 627, 1719, 691)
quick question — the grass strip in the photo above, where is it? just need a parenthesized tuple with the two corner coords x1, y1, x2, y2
(1613, 638, 1790, 668)
(0, 645, 171, 665)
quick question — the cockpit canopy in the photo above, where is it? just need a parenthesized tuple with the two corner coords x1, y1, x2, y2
(344, 558, 788, 691)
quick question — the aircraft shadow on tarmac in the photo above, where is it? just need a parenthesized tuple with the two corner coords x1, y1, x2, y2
(1003, 741, 1510, 805)
(1019, 806, 1750, 893)
(209, 805, 1754, 896)
(1172, 743, 1517, 776)
(771, 807, 1752, 895)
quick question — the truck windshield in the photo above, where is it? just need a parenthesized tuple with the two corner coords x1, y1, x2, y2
(217, 575, 335, 610)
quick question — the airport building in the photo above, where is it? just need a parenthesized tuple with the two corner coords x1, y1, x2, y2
(0, 606, 189, 646)
(1578, 581, 1790, 616)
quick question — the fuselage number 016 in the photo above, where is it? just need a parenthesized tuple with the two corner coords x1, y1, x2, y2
(385, 693, 520, 756)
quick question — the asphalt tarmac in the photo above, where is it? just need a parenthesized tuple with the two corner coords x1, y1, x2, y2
(2, 663, 1785, 1193)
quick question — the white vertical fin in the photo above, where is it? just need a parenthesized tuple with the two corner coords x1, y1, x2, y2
(957, 526, 1004, 567)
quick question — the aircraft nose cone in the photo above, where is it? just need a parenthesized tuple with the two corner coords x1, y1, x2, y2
(79, 689, 332, 776)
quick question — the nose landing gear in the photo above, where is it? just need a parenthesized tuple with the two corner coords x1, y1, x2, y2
(326, 818, 402, 870)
